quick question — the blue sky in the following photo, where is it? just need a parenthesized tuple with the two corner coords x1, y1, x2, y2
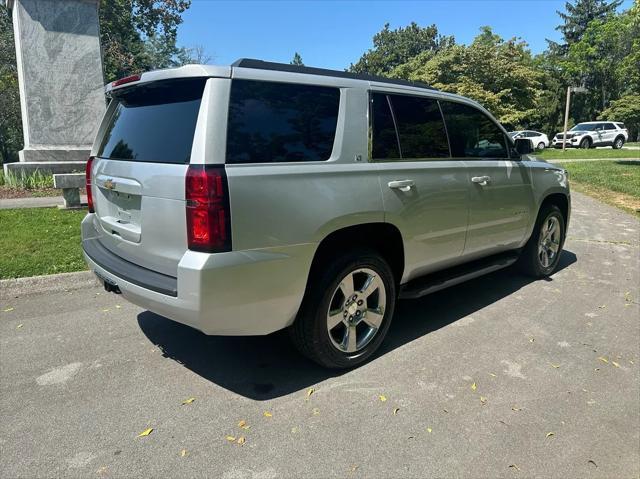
(178, 0, 634, 70)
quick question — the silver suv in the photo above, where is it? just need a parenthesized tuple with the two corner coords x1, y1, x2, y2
(552, 121, 629, 149)
(82, 59, 571, 368)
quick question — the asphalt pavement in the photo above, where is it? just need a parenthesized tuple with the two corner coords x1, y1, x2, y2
(1, 191, 639, 478)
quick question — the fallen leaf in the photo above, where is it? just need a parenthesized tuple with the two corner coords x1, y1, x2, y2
(598, 304, 606, 309)
(551, 364, 560, 369)
(588, 459, 598, 468)
(16, 324, 23, 329)
(3, 307, 14, 312)
(137, 428, 153, 437)
(182, 397, 196, 405)
(511, 406, 521, 411)
(291, 427, 298, 434)
(393, 407, 400, 415)
(225, 435, 236, 442)
(96, 466, 108, 475)
(379, 395, 387, 402)
(180, 449, 188, 457)
(263, 411, 273, 418)
(509, 464, 521, 471)
(480, 396, 487, 405)
(443, 408, 448, 413)
(350, 465, 359, 472)
(101, 309, 110, 313)
(546, 432, 555, 438)
(471, 382, 477, 391)
(489, 373, 497, 377)
(529, 338, 535, 343)
(312, 408, 320, 416)
(237, 436, 246, 445)
(598, 357, 609, 363)
(307, 388, 315, 398)
(427, 427, 432, 433)
(594, 368, 600, 371)
(612, 361, 621, 368)
(115, 305, 122, 309)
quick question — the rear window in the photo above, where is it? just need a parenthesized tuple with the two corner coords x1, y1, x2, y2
(226, 80, 340, 164)
(97, 78, 206, 164)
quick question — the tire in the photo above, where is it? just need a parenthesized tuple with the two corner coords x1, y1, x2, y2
(518, 204, 566, 278)
(612, 136, 625, 149)
(537, 142, 546, 150)
(289, 249, 396, 369)
(579, 137, 591, 149)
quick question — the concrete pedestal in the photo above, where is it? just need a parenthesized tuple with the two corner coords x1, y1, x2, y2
(3, 0, 105, 175)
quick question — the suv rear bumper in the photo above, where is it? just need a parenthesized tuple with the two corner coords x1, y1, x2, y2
(81, 214, 314, 335)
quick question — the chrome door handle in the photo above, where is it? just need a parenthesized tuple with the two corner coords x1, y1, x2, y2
(471, 176, 491, 186)
(388, 179, 414, 192)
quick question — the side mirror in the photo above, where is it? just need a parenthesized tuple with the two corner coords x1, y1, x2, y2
(514, 138, 534, 155)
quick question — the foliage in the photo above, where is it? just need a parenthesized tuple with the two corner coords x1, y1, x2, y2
(1, 169, 54, 189)
(554, 0, 623, 48)
(290, 52, 304, 66)
(599, 94, 640, 140)
(349, 22, 454, 75)
(0, 5, 22, 166)
(99, 0, 203, 83)
(0, 208, 87, 279)
(390, 27, 543, 129)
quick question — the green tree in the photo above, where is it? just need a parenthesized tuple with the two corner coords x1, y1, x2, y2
(349, 22, 454, 75)
(99, 0, 193, 83)
(599, 94, 640, 140)
(391, 27, 543, 129)
(555, 0, 622, 46)
(0, 5, 22, 165)
(290, 52, 304, 66)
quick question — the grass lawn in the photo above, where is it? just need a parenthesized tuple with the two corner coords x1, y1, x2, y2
(0, 208, 88, 279)
(562, 160, 640, 215)
(536, 147, 639, 160)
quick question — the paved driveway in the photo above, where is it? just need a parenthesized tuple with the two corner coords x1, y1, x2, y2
(1, 192, 638, 478)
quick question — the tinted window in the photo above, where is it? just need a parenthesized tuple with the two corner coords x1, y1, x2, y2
(604, 123, 616, 130)
(97, 78, 206, 164)
(371, 93, 400, 159)
(388, 94, 450, 159)
(226, 80, 339, 163)
(440, 101, 508, 158)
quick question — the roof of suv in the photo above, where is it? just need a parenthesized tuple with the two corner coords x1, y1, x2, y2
(106, 58, 436, 94)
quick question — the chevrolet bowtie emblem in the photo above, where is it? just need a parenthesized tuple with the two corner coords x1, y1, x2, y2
(104, 179, 116, 190)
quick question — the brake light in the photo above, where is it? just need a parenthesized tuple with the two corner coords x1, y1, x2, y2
(112, 74, 140, 88)
(85, 156, 95, 213)
(185, 165, 231, 252)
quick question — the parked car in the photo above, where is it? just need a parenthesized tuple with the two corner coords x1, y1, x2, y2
(552, 121, 628, 149)
(509, 131, 550, 150)
(82, 59, 571, 369)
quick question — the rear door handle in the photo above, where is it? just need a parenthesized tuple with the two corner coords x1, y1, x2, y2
(471, 176, 491, 186)
(388, 179, 414, 192)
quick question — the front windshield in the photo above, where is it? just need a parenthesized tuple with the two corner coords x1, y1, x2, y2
(570, 123, 597, 131)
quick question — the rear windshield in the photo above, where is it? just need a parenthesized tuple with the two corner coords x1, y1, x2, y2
(97, 78, 206, 164)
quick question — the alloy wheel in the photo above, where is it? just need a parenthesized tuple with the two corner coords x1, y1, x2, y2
(538, 216, 561, 268)
(326, 268, 386, 353)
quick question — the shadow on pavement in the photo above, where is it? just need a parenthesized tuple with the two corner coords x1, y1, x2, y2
(138, 250, 577, 400)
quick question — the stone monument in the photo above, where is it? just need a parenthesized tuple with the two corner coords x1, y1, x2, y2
(3, 0, 105, 175)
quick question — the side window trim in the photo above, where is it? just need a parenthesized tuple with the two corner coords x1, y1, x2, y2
(385, 94, 404, 160)
(369, 90, 453, 162)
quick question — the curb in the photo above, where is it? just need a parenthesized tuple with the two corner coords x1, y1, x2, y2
(1, 270, 100, 299)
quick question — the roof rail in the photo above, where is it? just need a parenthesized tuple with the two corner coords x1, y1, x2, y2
(231, 58, 435, 91)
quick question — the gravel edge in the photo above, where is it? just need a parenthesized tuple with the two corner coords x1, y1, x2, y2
(1, 271, 100, 299)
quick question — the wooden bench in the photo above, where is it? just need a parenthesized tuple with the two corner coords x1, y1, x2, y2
(53, 173, 85, 209)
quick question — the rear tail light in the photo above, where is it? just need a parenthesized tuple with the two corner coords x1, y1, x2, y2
(185, 165, 231, 253)
(86, 156, 95, 213)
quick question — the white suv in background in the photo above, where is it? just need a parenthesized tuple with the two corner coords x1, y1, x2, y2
(553, 121, 629, 149)
(509, 131, 549, 150)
